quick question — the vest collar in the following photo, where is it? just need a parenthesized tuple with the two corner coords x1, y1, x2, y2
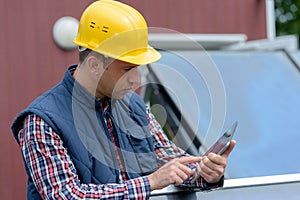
(63, 65, 102, 110)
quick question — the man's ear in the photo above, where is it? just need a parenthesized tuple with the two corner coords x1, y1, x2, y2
(87, 56, 103, 76)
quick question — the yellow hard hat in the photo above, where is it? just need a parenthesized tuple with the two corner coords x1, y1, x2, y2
(73, 0, 161, 65)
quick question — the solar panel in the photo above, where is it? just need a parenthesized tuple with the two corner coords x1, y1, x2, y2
(147, 50, 300, 178)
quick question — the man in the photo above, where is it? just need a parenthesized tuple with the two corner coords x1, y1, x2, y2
(12, 0, 235, 199)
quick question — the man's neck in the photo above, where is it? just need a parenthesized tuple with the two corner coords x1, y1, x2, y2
(72, 64, 104, 100)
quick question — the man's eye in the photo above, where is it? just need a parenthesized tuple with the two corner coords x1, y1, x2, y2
(124, 68, 133, 71)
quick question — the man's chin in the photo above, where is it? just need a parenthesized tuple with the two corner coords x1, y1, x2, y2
(111, 90, 130, 99)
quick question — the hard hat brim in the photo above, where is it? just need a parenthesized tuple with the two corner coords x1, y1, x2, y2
(116, 45, 162, 65)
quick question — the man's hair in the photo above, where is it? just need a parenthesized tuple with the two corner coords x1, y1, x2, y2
(79, 48, 110, 68)
(79, 48, 93, 63)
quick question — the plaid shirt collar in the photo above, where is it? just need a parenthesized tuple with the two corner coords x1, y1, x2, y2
(99, 97, 111, 113)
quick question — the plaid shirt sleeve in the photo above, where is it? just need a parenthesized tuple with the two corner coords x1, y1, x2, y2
(19, 114, 151, 200)
(147, 107, 224, 191)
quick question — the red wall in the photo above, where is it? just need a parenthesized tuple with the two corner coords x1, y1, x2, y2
(0, 1, 94, 199)
(0, 0, 266, 199)
(120, 0, 267, 40)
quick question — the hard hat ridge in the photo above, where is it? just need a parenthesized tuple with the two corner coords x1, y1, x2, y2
(73, 0, 161, 65)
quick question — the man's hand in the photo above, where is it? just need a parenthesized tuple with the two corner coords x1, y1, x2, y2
(197, 140, 236, 183)
(148, 140, 236, 190)
(148, 156, 201, 190)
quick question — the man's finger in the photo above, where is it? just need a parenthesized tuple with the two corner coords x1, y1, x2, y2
(177, 156, 202, 164)
(222, 140, 236, 158)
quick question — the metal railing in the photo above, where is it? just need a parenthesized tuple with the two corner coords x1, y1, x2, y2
(150, 173, 300, 200)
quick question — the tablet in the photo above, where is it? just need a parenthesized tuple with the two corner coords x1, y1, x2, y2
(190, 121, 238, 184)
(203, 121, 238, 156)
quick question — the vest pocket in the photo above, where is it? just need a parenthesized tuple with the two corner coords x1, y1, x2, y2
(125, 127, 158, 174)
(126, 126, 151, 151)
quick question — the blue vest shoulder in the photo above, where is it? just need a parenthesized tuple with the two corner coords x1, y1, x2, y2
(11, 66, 158, 199)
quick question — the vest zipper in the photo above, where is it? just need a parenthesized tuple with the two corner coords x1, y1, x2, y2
(98, 111, 121, 182)
(106, 111, 129, 180)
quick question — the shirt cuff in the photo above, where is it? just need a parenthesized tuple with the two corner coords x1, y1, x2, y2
(201, 176, 224, 191)
(124, 176, 151, 199)
(177, 175, 224, 192)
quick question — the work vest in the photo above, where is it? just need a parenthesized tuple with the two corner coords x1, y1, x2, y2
(11, 65, 158, 199)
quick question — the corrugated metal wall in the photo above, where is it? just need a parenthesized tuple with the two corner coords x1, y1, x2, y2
(0, 1, 94, 199)
(0, 0, 266, 199)
(120, 0, 267, 40)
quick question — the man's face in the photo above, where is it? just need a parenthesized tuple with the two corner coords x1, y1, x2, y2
(96, 59, 140, 99)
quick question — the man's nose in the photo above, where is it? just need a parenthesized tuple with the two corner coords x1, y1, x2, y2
(128, 68, 141, 87)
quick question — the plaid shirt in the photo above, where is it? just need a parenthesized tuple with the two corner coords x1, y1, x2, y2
(18, 102, 219, 199)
